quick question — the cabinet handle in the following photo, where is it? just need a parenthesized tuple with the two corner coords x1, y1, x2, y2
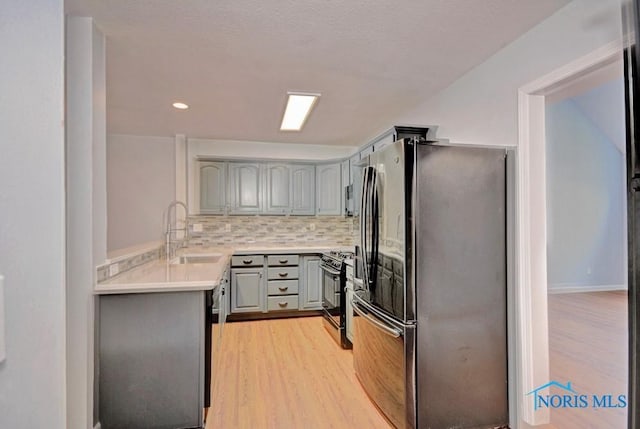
(242, 259, 253, 264)
(278, 286, 288, 292)
(279, 259, 288, 264)
(278, 272, 289, 278)
(278, 302, 288, 307)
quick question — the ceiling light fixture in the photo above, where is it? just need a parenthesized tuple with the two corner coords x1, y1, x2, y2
(172, 102, 189, 110)
(280, 92, 320, 131)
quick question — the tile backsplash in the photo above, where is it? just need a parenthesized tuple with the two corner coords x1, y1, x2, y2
(96, 245, 162, 283)
(188, 215, 356, 247)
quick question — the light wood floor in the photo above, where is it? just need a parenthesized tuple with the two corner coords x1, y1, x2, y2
(548, 291, 628, 429)
(206, 316, 392, 429)
(206, 292, 629, 429)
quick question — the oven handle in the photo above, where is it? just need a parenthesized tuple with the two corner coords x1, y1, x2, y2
(320, 264, 341, 276)
(352, 299, 402, 338)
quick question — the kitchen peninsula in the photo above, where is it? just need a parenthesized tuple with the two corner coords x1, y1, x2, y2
(95, 256, 226, 429)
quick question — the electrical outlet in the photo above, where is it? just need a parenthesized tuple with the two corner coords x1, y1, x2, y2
(225, 223, 231, 232)
(109, 264, 120, 277)
(309, 223, 316, 231)
(192, 223, 203, 233)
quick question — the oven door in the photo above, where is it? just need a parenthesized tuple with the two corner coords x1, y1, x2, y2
(321, 263, 341, 328)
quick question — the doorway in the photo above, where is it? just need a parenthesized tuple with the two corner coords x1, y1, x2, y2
(545, 65, 627, 427)
(516, 41, 628, 427)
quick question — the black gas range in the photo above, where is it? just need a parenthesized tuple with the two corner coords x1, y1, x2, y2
(320, 250, 353, 349)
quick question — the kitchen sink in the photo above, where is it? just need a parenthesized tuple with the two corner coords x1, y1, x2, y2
(170, 254, 223, 265)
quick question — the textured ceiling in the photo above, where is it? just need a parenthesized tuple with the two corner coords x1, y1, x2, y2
(65, 0, 571, 146)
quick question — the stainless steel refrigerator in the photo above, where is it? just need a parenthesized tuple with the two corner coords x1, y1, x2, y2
(353, 138, 509, 429)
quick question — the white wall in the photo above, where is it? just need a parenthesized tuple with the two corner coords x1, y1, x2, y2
(107, 134, 176, 251)
(0, 1, 67, 428)
(66, 17, 106, 428)
(394, 0, 623, 147)
(546, 92, 626, 291)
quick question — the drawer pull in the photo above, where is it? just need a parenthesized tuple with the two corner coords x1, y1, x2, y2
(278, 272, 289, 278)
(278, 286, 288, 292)
(278, 302, 288, 307)
(242, 259, 253, 264)
(279, 259, 288, 264)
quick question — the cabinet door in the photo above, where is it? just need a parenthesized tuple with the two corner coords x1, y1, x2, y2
(265, 164, 291, 214)
(199, 161, 226, 214)
(299, 256, 322, 310)
(230, 268, 264, 313)
(291, 164, 315, 215)
(350, 155, 362, 216)
(316, 163, 342, 215)
(229, 163, 262, 214)
(341, 160, 352, 216)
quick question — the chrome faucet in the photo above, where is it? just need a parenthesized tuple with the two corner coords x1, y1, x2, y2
(165, 200, 189, 260)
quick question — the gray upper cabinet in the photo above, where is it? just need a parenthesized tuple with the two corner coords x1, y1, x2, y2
(341, 160, 350, 216)
(265, 164, 291, 214)
(199, 161, 226, 214)
(316, 163, 342, 215)
(228, 162, 262, 214)
(350, 155, 362, 216)
(291, 164, 315, 215)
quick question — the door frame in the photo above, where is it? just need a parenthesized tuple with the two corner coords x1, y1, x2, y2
(516, 39, 624, 426)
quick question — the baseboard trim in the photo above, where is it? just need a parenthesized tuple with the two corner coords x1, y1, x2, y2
(548, 284, 627, 294)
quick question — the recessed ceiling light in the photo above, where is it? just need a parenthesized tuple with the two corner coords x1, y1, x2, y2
(280, 92, 320, 131)
(172, 102, 189, 110)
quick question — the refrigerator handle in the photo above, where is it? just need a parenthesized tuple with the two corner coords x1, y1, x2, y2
(352, 298, 402, 338)
(371, 168, 379, 285)
(360, 167, 371, 290)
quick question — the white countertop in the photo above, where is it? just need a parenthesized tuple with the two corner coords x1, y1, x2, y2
(95, 258, 228, 295)
(96, 244, 355, 295)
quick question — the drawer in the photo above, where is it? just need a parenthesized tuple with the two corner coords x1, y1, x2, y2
(267, 267, 299, 280)
(231, 255, 264, 267)
(267, 295, 299, 311)
(267, 255, 299, 266)
(268, 280, 299, 296)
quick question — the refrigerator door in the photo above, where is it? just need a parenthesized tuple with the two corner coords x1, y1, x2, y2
(352, 293, 416, 429)
(414, 144, 508, 428)
(359, 140, 413, 323)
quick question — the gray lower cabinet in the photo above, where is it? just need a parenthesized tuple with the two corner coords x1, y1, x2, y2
(229, 253, 324, 315)
(99, 291, 206, 429)
(300, 255, 322, 310)
(230, 268, 265, 313)
(267, 255, 299, 311)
